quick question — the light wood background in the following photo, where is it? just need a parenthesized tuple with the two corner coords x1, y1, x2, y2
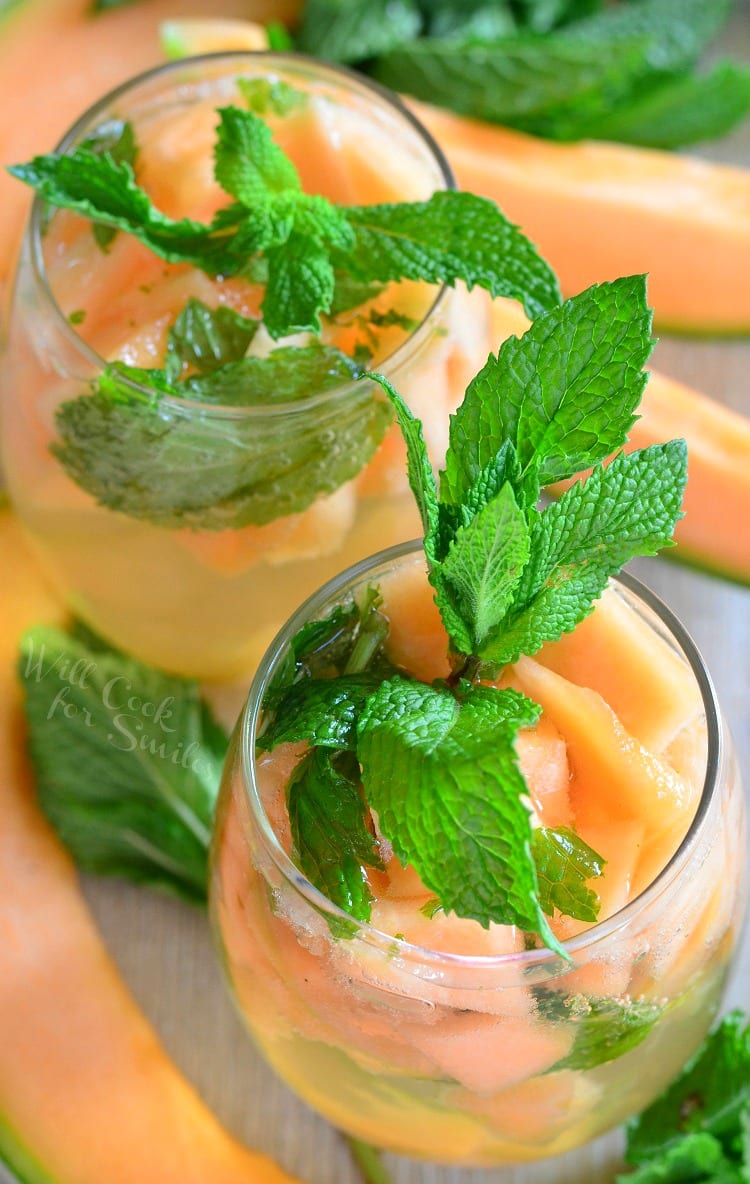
(3, 6, 750, 1183)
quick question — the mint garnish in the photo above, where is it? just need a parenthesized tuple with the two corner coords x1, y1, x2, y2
(257, 275, 687, 952)
(10, 104, 559, 339)
(531, 826, 605, 924)
(356, 677, 564, 948)
(536, 988, 664, 1071)
(372, 276, 688, 665)
(51, 351, 387, 529)
(288, 747, 384, 923)
(237, 77, 307, 117)
(164, 298, 260, 380)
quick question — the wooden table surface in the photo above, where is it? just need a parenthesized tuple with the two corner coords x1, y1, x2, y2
(3, 7, 750, 1184)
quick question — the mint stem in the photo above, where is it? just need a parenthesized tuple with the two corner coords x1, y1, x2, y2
(346, 1137, 394, 1184)
(344, 594, 388, 675)
(446, 653, 482, 689)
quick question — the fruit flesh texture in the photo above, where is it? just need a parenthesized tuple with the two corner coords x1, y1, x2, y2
(3, 69, 490, 679)
(0, 507, 301, 1184)
(415, 99, 750, 336)
(490, 298, 750, 588)
(212, 560, 746, 1164)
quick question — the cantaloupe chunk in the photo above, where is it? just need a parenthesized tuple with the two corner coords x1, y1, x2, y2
(516, 715, 572, 829)
(0, 509, 300, 1184)
(536, 586, 702, 754)
(490, 297, 750, 588)
(398, 1009, 573, 1096)
(380, 561, 451, 682)
(513, 657, 696, 882)
(460, 1069, 601, 1148)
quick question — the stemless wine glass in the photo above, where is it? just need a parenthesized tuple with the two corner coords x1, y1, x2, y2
(1, 54, 489, 679)
(210, 541, 747, 1166)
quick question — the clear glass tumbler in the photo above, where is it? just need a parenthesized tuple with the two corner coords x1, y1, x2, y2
(211, 541, 747, 1166)
(1, 55, 489, 679)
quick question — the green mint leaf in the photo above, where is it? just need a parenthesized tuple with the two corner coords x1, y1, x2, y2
(626, 1013, 750, 1167)
(329, 273, 386, 317)
(618, 1133, 743, 1184)
(568, 0, 732, 75)
(537, 988, 664, 1071)
(369, 372, 476, 656)
(52, 360, 390, 529)
(297, 0, 422, 63)
(578, 62, 750, 149)
(80, 117, 137, 166)
(441, 482, 530, 650)
(531, 825, 604, 922)
(263, 231, 335, 337)
(80, 117, 137, 252)
(479, 442, 688, 665)
(182, 344, 363, 405)
(424, 0, 516, 43)
(19, 624, 225, 902)
(515, 0, 601, 34)
(373, 34, 649, 128)
(213, 105, 300, 204)
(339, 191, 560, 322)
(266, 22, 294, 51)
(237, 77, 307, 117)
(260, 672, 386, 751)
(267, 602, 363, 702)
(165, 298, 259, 379)
(7, 150, 235, 270)
(441, 278, 653, 508)
(287, 748, 383, 923)
(368, 373, 439, 550)
(357, 676, 564, 954)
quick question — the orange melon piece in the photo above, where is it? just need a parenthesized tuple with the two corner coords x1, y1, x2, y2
(175, 482, 357, 575)
(513, 657, 696, 880)
(0, 508, 300, 1184)
(415, 100, 750, 336)
(536, 586, 702, 755)
(380, 562, 451, 682)
(489, 297, 750, 588)
(460, 1069, 600, 1148)
(399, 1008, 573, 1096)
(516, 715, 572, 829)
(0, 0, 301, 298)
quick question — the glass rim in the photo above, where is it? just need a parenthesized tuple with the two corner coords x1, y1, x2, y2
(238, 538, 723, 971)
(27, 50, 455, 422)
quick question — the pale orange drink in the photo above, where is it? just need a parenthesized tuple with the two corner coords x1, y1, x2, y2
(1, 54, 492, 678)
(211, 542, 746, 1165)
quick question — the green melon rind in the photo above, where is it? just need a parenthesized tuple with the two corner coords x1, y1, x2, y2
(0, 1115, 59, 1184)
(652, 318, 750, 340)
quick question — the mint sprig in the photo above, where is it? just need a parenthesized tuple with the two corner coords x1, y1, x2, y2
(531, 827, 605, 924)
(372, 276, 688, 664)
(10, 105, 559, 339)
(165, 298, 260, 380)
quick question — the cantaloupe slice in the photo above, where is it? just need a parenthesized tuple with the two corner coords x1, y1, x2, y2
(414, 100, 750, 336)
(512, 657, 696, 871)
(490, 298, 750, 588)
(0, 509, 300, 1184)
(536, 586, 702, 754)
